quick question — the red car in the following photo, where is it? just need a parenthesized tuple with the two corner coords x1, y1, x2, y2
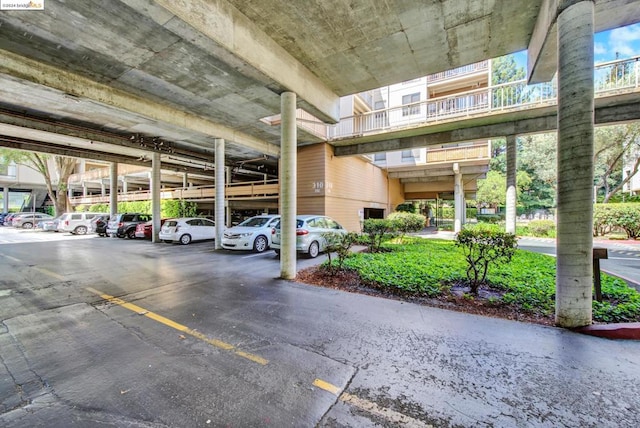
(134, 219, 166, 239)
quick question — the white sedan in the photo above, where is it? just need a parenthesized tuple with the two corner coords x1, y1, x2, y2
(159, 217, 217, 245)
(222, 214, 280, 253)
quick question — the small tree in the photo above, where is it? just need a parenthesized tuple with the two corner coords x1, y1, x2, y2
(456, 226, 518, 293)
(323, 232, 360, 274)
(362, 218, 393, 252)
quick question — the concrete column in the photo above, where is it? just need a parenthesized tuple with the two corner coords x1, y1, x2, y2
(506, 135, 517, 234)
(100, 181, 106, 197)
(67, 185, 73, 199)
(226, 167, 232, 226)
(2, 187, 8, 212)
(215, 138, 225, 250)
(110, 163, 118, 216)
(122, 178, 128, 194)
(82, 182, 88, 197)
(453, 163, 463, 233)
(280, 92, 297, 279)
(183, 172, 188, 188)
(556, 0, 594, 328)
(151, 153, 161, 243)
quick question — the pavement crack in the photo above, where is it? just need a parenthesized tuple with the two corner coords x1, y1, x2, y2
(0, 320, 57, 413)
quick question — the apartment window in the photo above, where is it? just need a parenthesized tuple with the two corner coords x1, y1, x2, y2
(374, 153, 387, 162)
(0, 163, 7, 176)
(402, 150, 415, 160)
(402, 93, 420, 116)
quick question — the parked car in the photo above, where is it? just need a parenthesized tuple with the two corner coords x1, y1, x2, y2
(106, 213, 152, 238)
(57, 212, 108, 235)
(159, 217, 217, 245)
(135, 219, 167, 240)
(39, 216, 62, 231)
(271, 215, 346, 258)
(90, 214, 111, 237)
(3, 212, 38, 226)
(0, 212, 9, 225)
(221, 214, 280, 253)
(12, 213, 54, 229)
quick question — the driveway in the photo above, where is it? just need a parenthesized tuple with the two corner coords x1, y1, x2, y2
(1, 236, 639, 427)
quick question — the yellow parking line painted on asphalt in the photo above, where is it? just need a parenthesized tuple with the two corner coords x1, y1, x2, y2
(86, 287, 268, 365)
(33, 267, 66, 281)
(313, 378, 342, 395)
(314, 378, 432, 428)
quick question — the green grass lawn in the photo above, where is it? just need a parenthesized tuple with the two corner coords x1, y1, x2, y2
(334, 238, 640, 323)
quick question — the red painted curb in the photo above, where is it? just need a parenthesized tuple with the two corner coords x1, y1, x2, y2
(575, 323, 640, 340)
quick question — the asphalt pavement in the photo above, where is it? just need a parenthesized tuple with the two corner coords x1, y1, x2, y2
(1, 227, 639, 427)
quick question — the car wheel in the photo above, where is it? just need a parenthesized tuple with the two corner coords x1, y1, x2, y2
(75, 225, 88, 235)
(253, 235, 268, 253)
(22, 222, 33, 229)
(307, 241, 320, 258)
(127, 229, 136, 239)
(274, 249, 280, 258)
(179, 234, 192, 245)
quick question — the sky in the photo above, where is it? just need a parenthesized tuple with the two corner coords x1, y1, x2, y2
(511, 22, 640, 70)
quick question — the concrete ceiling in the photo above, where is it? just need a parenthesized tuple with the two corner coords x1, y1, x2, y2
(0, 0, 639, 171)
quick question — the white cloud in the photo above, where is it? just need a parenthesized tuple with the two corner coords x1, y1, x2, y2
(608, 24, 640, 58)
(594, 42, 607, 56)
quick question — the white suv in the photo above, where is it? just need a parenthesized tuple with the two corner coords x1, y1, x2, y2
(57, 212, 108, 235)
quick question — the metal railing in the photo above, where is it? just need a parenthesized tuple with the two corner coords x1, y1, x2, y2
(327, 56, 640, 140)
(426, 60, 489, 83)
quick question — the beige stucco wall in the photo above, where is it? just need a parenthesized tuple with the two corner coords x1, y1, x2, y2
(297, 143, 403, 232)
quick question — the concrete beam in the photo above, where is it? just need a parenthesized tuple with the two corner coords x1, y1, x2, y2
(528, 0, 559, 84)
(0, 135, 211, 176)
(152, 0, 340, 124)
(0, 49, 280, 157)
(389, 164, 488, 179)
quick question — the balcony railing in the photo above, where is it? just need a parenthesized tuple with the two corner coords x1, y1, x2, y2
(426, 143, 490, 164)
(426, 60, 490, 83)
(68, 179, 280, 205)
(328, 56, 640, 140)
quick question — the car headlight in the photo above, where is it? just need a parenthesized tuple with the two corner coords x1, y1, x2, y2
(239, 233, 253, 237)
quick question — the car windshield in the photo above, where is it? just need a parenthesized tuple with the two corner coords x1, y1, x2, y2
(238, 217, 270, 227)
(275, 219, 303, 229)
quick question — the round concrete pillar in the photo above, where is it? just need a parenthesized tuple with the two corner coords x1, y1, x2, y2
(215, 138, 225, 250)
(505, 135, 517, 235)
(555, 0, 595, 327)
(280, 92, 297, 279)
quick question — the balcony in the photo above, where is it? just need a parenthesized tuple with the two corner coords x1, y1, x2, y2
(328, 56, 640, 140)
(426, 60, 489, 83)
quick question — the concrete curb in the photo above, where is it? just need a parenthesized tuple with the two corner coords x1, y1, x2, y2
(574, 323, 640, 340)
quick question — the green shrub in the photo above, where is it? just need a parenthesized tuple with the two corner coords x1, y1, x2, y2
(362, 218, 393, 252)
(527, 219, 555, 237)
(456, 226, 517, 293)
(395, 202, 417, 213)
(476, 213, 505, 223)
(388, 211, 426, 239)
(161, 200, 197, 218)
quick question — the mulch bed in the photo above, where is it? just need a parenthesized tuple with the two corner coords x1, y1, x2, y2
(296, 266, 556, 326)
